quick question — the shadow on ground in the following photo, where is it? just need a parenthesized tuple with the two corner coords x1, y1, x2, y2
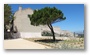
(34, 39, 63, 43)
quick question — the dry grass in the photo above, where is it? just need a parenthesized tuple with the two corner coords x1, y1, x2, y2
(24, 37, 84, 49)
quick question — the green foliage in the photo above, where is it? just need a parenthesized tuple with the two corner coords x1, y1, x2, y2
(28, 7, 66, 26)
(4, 4, 12, 25)
(42, 31, 53, 36)
(28, 7, 66, 41)
(4, 4, 14, 39)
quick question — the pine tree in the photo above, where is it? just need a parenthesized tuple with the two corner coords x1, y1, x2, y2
(28, 7, 66, 41)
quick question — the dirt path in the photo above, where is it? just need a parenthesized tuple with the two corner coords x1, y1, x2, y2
(4, 38, 51, 49)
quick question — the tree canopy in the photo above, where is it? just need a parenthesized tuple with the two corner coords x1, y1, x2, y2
(28, 7, 66, 41)
(4, 4, 12, 25)
(28, 7, 66, 26)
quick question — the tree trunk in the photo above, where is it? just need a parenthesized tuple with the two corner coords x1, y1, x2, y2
(48, 24, 56, 41)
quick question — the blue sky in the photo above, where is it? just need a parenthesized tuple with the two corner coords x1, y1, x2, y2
(9, 4, 84, 33)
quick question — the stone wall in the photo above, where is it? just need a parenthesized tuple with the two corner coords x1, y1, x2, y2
(13, 6, 75, 38)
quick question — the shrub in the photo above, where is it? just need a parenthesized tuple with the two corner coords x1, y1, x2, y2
(42, 31, 53, 36)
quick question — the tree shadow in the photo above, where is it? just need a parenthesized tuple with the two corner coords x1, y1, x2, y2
(34, 39, 63, 43)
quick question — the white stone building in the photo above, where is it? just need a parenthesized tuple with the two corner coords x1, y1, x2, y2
(13, 6, 75, 38)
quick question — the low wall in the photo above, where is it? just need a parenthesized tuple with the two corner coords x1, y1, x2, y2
(20, 32, 42, 38)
